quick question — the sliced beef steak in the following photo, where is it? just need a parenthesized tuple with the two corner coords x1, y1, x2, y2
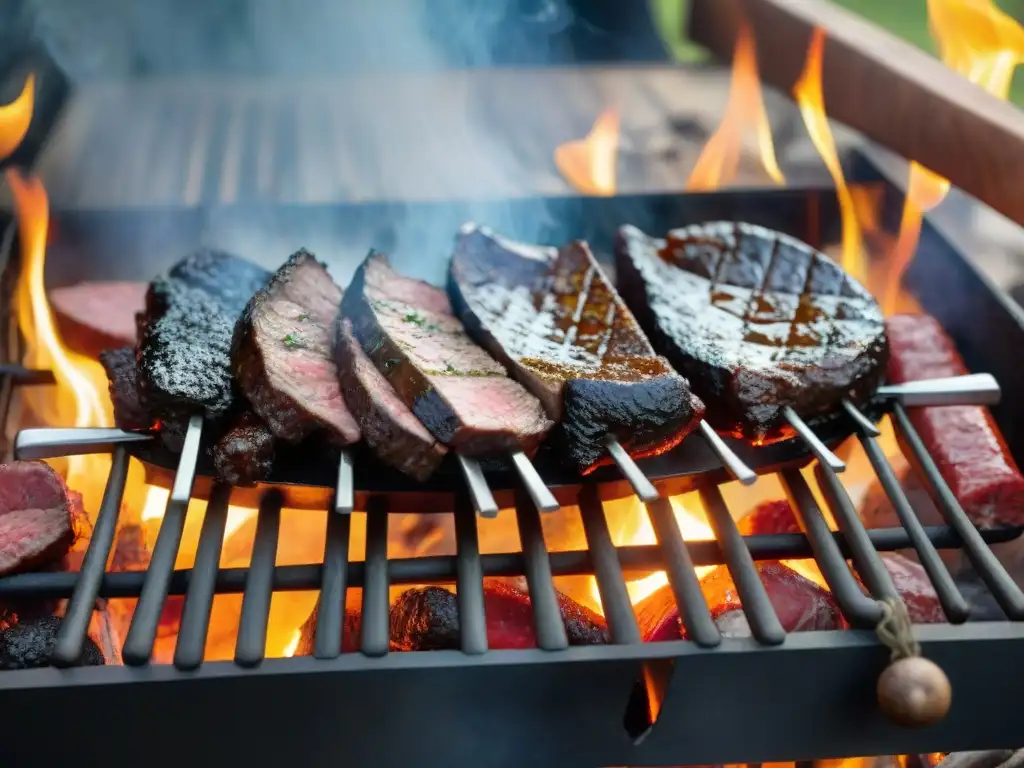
(341, 251, 552, 457)
(137, 249, 270, 430)
(615, 223, 888, 443)
(450, 224, 705, 473)
(210, 409, 276, 487)
(0, 462, 75, 576)
(336, 318, 447, 481)
(234, 250, 360, 445)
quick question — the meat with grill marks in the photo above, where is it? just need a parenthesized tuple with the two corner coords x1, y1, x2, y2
(615, 223, 888, 443)
(449, 224, 705, 473)
(340, 251, 552, 458)
(233, 250, 360, 445)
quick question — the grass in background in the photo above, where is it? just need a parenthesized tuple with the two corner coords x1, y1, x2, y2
(650, 0, 1024, 105)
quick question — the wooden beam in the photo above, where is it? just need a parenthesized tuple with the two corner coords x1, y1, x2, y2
(689, 0, 1024, 227)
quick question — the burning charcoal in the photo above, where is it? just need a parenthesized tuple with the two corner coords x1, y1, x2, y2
(881, 553, 945, 624)
(736, 499, 801, 535)
(636, 561, 842, 642)
(0, 461, 75, 576)
(0, 615, 104, 670)
(391, 581, 608, 651)
(50, 281, 146, 357)
(210, 409, 276, 486)
(295, 601, 364, 656)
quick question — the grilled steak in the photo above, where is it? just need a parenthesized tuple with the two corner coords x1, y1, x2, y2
(340, 251, 552, 457)
(137, 249, 270, 431)
(336, 318, 447, 481)
(50, 280, 146, 357)
(210, 409, 276, 487)
(100, 346, 156, 434)
(450, 224, 705, 472)
(615, 223, 888, 443)
(233, 250, 360, 445)
(0, 462, 75, 576)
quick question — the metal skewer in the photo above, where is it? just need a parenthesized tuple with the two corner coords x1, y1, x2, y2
(699, 421, 757, 486)
(334, 449, 354, 514)
(511, 451, 560, 513)
(15, 427, 153, 460)
(456, 454, 499, 518)
(783, 406, 846, 472)
(876, 373, 1000, 407)
(606, 438, 659, 502)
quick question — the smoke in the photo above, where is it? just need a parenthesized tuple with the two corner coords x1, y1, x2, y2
(29, 0, 587, 283)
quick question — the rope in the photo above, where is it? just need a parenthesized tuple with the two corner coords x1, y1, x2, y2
(875, 596, 920, 661)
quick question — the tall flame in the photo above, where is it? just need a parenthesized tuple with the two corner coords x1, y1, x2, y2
(792, 28, 866, 285)
(0, 74, 34, 161)
(553, 106, 621, 196)
(884, 0, 1024, 313)
(687, 21, 785, 190)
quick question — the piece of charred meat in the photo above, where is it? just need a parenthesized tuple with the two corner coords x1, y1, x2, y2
(0, 615, 104, 669)
(336, 318, 447, 481)
(450, 224, 705, 473)
(341, 251, 552, 458)
(0, 462, 75, 576)
(210, 409, 276, 487)
(615, 223, 888, 443)
(137, 249, 270, 440)
(234, 250, 360, 446)
(99, 346, 157, 433)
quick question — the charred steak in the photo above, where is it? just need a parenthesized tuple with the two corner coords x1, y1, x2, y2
(210, 409, 277, 487)
(100, 346, 156, 434)
(233, 250, 360, 445)
(450, 224, 705, 473)
(0, 462, 75, 576)
(340, 251, 553, 457)
(336, 318, 447, 481)
(615, 223, 888, 443)
(137, 249, 270, 431)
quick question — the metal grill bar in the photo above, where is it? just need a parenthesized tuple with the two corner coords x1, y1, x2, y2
(577, 485, 642, 644)
(52, 445, 129, 666)
(700, 485, 786, 645)
(514, 488, 569, 651)
(335, 450, 354, 515)
(360, 496, 390, 656)
(314, 505, 352, 659)
(892, 403, 1024, 619)
(234, 491, 282, 667)
(454, 493, 488, 654)
(174, 483, 232, 671)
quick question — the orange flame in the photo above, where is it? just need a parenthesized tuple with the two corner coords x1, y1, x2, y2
(0, 74, 34, 161)
(884, 0, 1024, 314)
(688, 21, 785, 190)
(792, 29, 865, 285)
(553, 106, 621, 196)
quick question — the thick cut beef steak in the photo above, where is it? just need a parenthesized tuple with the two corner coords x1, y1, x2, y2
(233, 250, 360, 444)
(0, 462, 75, 576)
(137, 249, 270, 432)
(340, 251, 552, 457)
(450, 224, 705, 472)
(615, 223, 888, 443)
(336, 318, 447, 481)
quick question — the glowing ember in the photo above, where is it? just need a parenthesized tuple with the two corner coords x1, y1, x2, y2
(792, 28, 866, 286)
(0, 74, 34, 161)
(688, 20, 785, 191)
(553, 106, 620, 196)
(884, 0, 1024, 313)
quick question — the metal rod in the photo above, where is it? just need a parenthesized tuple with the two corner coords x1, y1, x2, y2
(360, 497, 390, 656)
(812, 462, 899, 600)
(892, 403, 1024, 619)
(699, 420, 757, 485)
(456, 454, 499, 518)
(123, 415, 203, 666)
(644, 497, 720, 647)
(0, 524, 1015, 600)
(335, 449, 354, 515)
(841, 397, 881, 437)
(858, 433, 971, 623)
(511, 451, 560, 513)
(783, 407, 846, 471)
(15, 426, 152, 460)
(314, 504, 352, 659)
(0, 364, 55, 385)
(780, 469, 884, 627)
(234, 491, 282, 668)
(606, 438, 659, 501)
(577, 485, 641, 644)
(876, 373, 1000, 407)
(514, 488, 569, 651)
(454, 494, 488, 655)
(173, 484, 232, 671)
(52, 446, 129, 667)
(700, 486, 786, 645)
